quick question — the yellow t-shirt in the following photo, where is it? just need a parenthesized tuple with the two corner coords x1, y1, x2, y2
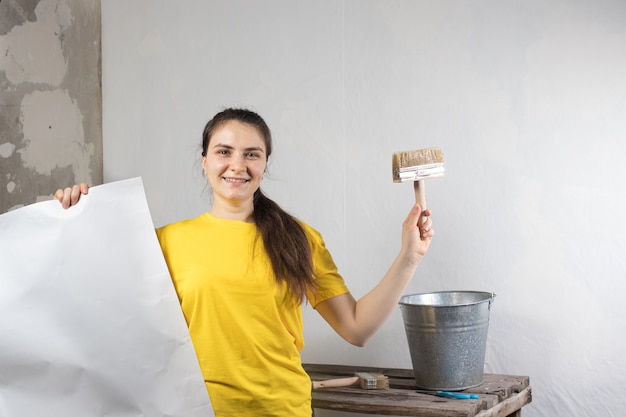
(156, 213, 349, 417)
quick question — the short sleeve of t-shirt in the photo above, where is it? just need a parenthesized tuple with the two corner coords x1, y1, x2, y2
(302, 223, 350, 307)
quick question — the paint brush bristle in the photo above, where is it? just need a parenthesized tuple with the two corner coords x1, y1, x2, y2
(392, 147, 444, 183)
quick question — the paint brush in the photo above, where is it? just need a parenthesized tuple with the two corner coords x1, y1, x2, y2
(392, 147, 444, 223)
(312, 372, 389, 390)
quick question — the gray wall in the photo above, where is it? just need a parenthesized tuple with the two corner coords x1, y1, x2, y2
(0, 0, 102, 213)
(102, 1, 626, 416)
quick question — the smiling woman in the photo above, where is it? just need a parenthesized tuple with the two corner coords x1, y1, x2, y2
(201, 117, 268, 220)
(54, 107, 435, 417)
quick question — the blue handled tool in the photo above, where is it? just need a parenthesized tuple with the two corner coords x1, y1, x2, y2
(436, 391, 479, 399)
(417, 390, 479, 400)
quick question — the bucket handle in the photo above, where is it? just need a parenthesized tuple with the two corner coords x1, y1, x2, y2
(488, 293, 496, 310)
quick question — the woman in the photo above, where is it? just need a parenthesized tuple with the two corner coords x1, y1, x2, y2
(55, 108, 434, 416)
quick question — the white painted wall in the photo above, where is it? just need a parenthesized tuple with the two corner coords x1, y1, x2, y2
(102, 1, 626, 416)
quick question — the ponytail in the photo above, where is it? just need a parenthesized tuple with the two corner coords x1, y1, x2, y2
(203, 108, 317, 304)
(253, 189, 317, 304)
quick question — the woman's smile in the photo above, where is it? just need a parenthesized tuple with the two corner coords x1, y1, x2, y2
(223, 177, 250, 183)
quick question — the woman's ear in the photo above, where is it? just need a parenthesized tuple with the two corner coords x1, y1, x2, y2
(201, 156, 208, 176)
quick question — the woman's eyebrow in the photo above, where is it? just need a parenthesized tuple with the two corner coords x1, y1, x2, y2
(244, 146, 265, 154)
(211, 143, 234, 149)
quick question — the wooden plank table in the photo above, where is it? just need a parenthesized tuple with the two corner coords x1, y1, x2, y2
(304, 363, 532, 417)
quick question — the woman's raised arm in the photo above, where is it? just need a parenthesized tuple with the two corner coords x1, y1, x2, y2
(315, 203, 433, 347)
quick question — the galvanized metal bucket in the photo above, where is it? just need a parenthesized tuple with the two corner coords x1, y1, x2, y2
(399, 291, 495, 391)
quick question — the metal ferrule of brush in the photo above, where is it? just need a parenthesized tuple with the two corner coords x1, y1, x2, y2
(355, 372, 377, 389)
(355, 372, 382, 389)
(394, 163, 445, 182)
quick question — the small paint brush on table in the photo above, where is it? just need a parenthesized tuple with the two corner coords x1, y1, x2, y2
(312, 372, 389, 390)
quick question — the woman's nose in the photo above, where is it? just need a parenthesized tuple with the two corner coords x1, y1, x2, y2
(229, 153, 246, 171)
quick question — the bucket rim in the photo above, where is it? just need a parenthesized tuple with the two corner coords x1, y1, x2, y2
(398, 290, 496, 307)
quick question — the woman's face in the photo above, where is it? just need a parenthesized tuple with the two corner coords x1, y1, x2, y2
(202, 120, 267, 206)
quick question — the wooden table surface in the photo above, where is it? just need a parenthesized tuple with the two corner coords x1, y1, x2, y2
(304, 363, 532, 417)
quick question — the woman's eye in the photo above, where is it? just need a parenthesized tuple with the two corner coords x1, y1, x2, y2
(246, 152, 260, 158)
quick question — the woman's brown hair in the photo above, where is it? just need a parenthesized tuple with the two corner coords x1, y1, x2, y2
(201, 108, 317, 303)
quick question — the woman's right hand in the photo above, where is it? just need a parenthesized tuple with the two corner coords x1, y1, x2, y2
(53, 183, 90, 209)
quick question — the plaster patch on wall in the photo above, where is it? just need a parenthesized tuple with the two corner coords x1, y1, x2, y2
(0, 0, 71, 86)
(18, 89, 93, 184)
(0, 142, 17, 158)
(0, 1, 38, 36)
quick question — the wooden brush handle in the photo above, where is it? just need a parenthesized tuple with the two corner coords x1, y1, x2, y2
(312, 376, 359, 389)
(414, 180, 427, 225)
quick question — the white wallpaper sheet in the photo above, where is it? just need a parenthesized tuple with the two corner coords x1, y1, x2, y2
(0, 177, 213, 417)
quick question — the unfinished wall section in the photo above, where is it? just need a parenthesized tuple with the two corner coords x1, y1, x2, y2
(0, 0, 102, 213)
